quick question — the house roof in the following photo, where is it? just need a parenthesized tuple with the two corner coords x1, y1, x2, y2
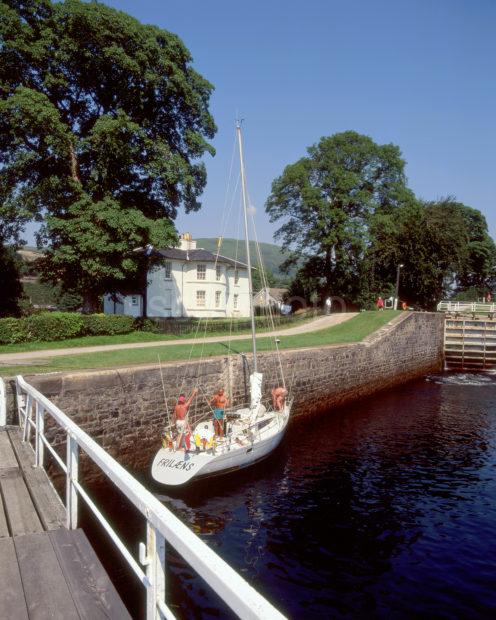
(156, 248, 250, 269)
(254, 287, 288, 302)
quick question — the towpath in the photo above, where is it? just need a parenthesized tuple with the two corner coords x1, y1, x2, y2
(0, 313, 356, 365)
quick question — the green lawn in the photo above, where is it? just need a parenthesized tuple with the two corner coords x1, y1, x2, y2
(0, 311, 401, 376)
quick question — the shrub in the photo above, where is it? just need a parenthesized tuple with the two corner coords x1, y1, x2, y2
(133, 317, 160, 333)
(26, 312, 84, 341)
(83, 313, 134, 335)
(0, 317, 31, 344)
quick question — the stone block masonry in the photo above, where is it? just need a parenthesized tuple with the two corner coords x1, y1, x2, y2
(6, 312, 444, 482)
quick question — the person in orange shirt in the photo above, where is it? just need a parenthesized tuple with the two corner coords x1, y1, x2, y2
(173, 388, 197, 449)
(272, 387, 288, 412)
(210, 388, 229, 437)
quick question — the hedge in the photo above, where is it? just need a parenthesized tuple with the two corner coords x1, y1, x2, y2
(0, 312, 135, 344)
(26, 312, 85, 342)
(83, 313, 134, 335)
(0, 317, 31, 344)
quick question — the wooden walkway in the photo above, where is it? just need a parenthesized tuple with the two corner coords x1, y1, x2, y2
(0, 427, 131, 620)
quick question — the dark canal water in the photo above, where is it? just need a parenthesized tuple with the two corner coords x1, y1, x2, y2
(83, 372, 496, 619)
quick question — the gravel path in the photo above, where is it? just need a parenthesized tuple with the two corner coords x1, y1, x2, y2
(0, 313, 357, 364)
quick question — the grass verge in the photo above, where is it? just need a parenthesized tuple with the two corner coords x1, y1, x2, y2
(0, 311, 401, 376)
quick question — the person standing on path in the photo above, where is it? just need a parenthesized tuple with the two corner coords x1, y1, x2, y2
(325, 297, 332, 315)
(210, 388, 229, 437)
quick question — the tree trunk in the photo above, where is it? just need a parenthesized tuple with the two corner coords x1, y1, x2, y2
(325, 246, 333, 293)
(69, 144, 81, 183)
(82, 291, 101, 314)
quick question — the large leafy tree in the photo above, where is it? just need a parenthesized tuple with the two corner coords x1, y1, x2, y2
(455, 204, 496, 293)
(0, 0, 216, 309)
(369, 198, 496, 308)
(265, 131, 413, 302)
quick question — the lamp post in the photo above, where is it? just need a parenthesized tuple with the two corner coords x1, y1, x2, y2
(394, 264, 404, 310)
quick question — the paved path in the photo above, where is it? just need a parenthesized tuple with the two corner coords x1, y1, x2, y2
(0, 313, 357, 365)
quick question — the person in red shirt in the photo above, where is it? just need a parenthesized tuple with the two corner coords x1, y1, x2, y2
(173, 388, 198, 449)
(376, 296, 384, 311)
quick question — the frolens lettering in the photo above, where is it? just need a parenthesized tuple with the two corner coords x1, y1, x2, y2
(157, 457, 195, 472)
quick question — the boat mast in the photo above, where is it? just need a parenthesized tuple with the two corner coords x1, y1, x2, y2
(236, 120, 257, 372)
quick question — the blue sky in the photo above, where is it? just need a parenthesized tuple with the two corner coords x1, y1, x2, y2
(24, 0, 496, 245)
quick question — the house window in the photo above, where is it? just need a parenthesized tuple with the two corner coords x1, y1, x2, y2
(216, 265, 221, 281)
(215, 291, 221, 308)
(233, 294, 239, 309)
(197, 264, 206, 280)
(131, 295, 139, 307)
(164, 261, 171, 280)
(234, 269, 239, 285)
(196, 290, 206, 307)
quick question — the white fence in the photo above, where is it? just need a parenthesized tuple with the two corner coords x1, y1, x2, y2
(437, 301, 496, 314)
(15, 375, 286, 620)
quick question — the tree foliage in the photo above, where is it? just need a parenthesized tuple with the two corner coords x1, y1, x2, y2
(266, 131, 413, 302)
(0, 0, 216, 309)
(369, 198, 496, 308)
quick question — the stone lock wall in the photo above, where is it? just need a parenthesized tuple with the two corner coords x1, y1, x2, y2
(8, 312, 444, 481)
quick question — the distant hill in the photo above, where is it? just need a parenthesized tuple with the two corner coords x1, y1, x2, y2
(196, 238, 294, 278)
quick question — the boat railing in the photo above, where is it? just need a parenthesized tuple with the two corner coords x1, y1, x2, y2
(15, 374, 286, 620)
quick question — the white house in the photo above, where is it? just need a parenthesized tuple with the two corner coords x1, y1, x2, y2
(103, 234, 251, 318)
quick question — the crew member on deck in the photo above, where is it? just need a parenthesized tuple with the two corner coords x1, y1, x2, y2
(272, 387, 287, 412)
(173, 388, 198, 449)
(210, 388, 229, 437)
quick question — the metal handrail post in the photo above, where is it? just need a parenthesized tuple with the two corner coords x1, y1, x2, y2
(22, 394, 33, 442)
(144, 523, 166, 619)
(66, 433, 79, 529)
(35, 402, 45, 467)
(0, 378, 6, 427)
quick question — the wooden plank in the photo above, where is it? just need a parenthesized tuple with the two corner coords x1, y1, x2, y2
(0, 470, 43, 536)
(50, 528, 132, 620)
(0, 430, 18, 472)
(0, 491, 10, 538)
(14, 531, 79, 620)
(0, 538, 29, 620)
(8, 429, 66, 531)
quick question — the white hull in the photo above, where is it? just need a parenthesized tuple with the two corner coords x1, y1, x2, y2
(151, 404, 291, 486)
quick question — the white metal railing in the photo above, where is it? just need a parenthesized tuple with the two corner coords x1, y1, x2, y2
(15, 375, 286, 620)
(0, 377, 6, 426)
(437, 301, 496, 314)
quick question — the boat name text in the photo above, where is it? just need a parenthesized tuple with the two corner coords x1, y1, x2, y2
(157, 457, 196, 471)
